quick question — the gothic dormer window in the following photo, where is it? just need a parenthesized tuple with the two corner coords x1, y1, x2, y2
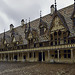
(39, 11, 47, 35)
(71, 0, 75, 28)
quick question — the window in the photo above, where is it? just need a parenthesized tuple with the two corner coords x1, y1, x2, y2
(50, 34, 53, 40)
(68, 50, 71, 53)
(55, 41, 57, 45)
(55, 54, 57, 58)
(34, 52, 35, 58)
(54, 32, 57, 36)
(58, 31, 61, 36)
(55, 50, 57, 53)
(64, 50, 66, 53)
(51, 42, 53, 46)
(39, 43, 43, 47)
(64, 37, 66, 44)
(71, 39, 75, 43)
(68, 54, 71, 58)
(34, 44, 36, 47)
(64, 54, 67, 58)
(29, 53, 32, 58)
(68, 39, 70, 44)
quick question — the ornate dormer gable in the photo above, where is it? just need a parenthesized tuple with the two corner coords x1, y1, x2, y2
(39, 11, 47, 35)
(71, 0, 75, 30)
(10, 27, 23, 45)
(2, 30, 11, 47)
(11, 34, 23, 46)
(25, 18, 38, 47)
(50, 14, 69, 32)
(28, 32, 33, 40)
(49, 0, 69, 33)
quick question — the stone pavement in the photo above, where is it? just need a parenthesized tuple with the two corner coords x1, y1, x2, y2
(0, 62, 75, 75)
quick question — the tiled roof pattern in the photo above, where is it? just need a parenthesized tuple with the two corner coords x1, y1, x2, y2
(0, 4, 75, 44)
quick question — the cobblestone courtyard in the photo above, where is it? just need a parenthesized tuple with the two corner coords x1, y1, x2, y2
(0, 62, 75, 75)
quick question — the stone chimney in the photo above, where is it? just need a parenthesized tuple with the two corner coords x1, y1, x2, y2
(21, 19, 25, 26)
(10, 24, 14, 30)
(50, 5, 55, 15)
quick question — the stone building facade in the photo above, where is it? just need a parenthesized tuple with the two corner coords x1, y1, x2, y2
(0, 1, 75, 63)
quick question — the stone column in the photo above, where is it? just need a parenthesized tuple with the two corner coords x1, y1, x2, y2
(28, 52, 29, 61)
(57, 50, 60, 62)
(11, 54, 13, 61)
(4, 54, 6, 61)
(8, 53, 9, 61)
(71, 49, 73, 62)
(13, 53, 14, 61)
(22, 52, 23, 61)
(33, 52, 35, 62)
(48, 50, 50, 61)
(17, 53, 19, 61)
(42, 51, 43, 62)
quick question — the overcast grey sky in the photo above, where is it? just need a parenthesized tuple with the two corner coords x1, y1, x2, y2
(0, 0, 74, 33)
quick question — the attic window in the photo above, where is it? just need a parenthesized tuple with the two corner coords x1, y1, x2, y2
(58, 31, 61, 36)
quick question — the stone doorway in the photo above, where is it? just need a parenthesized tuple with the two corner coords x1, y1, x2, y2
(39, 52, 45, 62)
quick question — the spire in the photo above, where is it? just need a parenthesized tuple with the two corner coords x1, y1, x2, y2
(40, 10, 42, 23)
(26, 19, 27, 24)
(4, 29, 5, 40)
(74, 0, 75, 10)
(55, 0, 57, 12)
(26, 19, 27, 27)
(29, 17, 30, 29)
(40, 10, 42, 18)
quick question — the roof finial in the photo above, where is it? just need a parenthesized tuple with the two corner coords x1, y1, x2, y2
(26, 19, 27, 24)
(40, 10, 42, 18)
(74, 0, 75, 10)
(29, 17, 30, 29)
(55, 0, 57, 12)
(25, 19, 27, 28)
(40, 10, 42, 23)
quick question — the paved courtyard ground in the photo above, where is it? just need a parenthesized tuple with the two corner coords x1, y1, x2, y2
(0, 62, 75, 75)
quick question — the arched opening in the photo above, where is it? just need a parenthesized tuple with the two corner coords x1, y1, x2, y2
(58, 30, 61, 36)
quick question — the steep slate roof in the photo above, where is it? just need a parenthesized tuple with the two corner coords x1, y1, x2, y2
(0, 4, 75, 44)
